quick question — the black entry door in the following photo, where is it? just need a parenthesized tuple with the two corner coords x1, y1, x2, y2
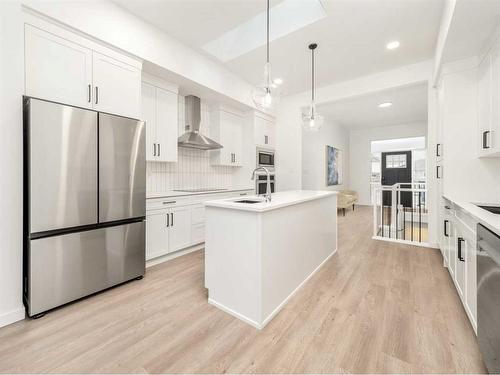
(381, 151, 412, 207)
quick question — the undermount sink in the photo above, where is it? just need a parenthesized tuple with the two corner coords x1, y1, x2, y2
(476, 205, 500, 214)
(234, 199, 265, 204)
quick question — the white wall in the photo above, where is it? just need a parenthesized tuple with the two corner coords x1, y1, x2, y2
(275, 60, 433, 192)
(349, 122, 427, 206)
(302, 120, 350, 191)
(0, 1, 25, 327)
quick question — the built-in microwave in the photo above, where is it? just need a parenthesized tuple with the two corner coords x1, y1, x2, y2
(256, 148, 275, 169)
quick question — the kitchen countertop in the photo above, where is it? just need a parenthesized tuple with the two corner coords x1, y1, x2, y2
(443, 195, 500, 235)
(205, 190, 337, 213)
(147, 188, 254, 199)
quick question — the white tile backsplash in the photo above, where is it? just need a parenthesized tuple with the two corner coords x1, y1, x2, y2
(147, 148, 234, 192)
(146, 95, 235, 193)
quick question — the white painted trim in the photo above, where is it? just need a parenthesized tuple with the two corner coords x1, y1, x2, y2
(215, 105, 246, 118)
(0, 307, 25, 328)
(141, 72, 179, 94)
(253, 109, 276, 123)
(209, 247, 337, 330)
(372, 236, 438, 249)
(208, 298, 262, 329)
(146, 244, 204, 268)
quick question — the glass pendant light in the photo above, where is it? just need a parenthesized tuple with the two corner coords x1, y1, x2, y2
(302, 43, 324, 131)
(252, 0, 280, 110)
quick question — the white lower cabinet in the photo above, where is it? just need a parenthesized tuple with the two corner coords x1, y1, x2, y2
(440, 200, 478, 331)
(168, 207, 192, 252)
(454, 232, 466, 299)
(146, 210, 169, 260)
(146, 190, 253, 261)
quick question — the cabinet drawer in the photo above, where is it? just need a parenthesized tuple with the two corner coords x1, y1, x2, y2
(191, 223, 205, 244)
(147, 196, 192, 211)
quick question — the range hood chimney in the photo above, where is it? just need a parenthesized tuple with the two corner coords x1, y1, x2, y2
(177, 95, 223, 150)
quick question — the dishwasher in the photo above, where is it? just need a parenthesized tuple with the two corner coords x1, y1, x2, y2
(477, 223, 500, 373)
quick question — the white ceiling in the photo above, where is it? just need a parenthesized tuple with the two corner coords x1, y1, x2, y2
(441, 0, 500, 63)
(317, 82, 428, 129)
(115, 0, 444, 95)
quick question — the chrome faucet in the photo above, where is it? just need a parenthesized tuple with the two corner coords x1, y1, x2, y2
(251, 167, 272, 202)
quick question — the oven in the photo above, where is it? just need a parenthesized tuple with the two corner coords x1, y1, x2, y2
(256, 148, 275, 169)
(255, 173, 275, 196)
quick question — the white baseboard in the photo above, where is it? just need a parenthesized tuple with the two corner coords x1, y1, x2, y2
(207, 298, 262, 329)
(208, 247, 338, 330)
(0, 307, 25, 328)
(146, 243, 204, 268)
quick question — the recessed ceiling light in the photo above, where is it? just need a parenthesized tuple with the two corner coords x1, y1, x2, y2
(386, 41, 400, 50)
(273, 78, 283, 85)
(378, 102, 393, 108)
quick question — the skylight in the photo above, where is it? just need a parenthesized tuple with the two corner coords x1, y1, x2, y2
(202, 0, 327, 62)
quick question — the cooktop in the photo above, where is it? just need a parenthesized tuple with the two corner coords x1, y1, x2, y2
(476, 205, 500, 214)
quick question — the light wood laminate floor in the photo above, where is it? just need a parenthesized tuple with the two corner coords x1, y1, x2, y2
(0, 206, 486, 373)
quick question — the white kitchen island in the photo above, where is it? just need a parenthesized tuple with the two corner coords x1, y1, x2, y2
(204, 190, 337, 329)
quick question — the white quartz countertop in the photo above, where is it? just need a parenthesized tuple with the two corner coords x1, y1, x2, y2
(205, 190, 337, 212)
(443, 195, 500, 235)
(147, 188, 254, 199)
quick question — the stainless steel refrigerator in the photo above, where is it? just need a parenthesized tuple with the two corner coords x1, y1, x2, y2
(23, 97, 146, 317)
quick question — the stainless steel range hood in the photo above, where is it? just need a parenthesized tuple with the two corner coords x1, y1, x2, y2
(178, 95, 223, 150)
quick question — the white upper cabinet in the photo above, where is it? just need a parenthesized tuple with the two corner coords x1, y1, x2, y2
(210, 108, 244, 167)
(141, 82, 157, 161)
(24, 23, 142, 119)
(92, 52, 141, 119)
(141, 78, 178, 163)
(477, 39, 500, 157)
(254, 114, 276, 149)
(156, 87, 178, 162)
(25, 25, 93, 109)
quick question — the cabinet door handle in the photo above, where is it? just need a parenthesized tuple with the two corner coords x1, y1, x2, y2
(162, 200, 176, 205)
(458, 237, 465, 262)
(95, 86, 99, 104)
(444, 220, 449, 237)
(483, 130, 490, 149)
(153, 143, 156, 157)
(88, 84, 92, 103)
(158, 143, 161, 157)
(436, 165, 442, 179)
(265, 135, 268, 144)
(436, 143, 441, 157)
(166, 212, 169, 227)
(171, 213, 173, 227)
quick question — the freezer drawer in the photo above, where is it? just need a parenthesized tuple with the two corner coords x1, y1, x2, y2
(99, 113, 146, 223)
(27, 221, 145, 316)
(27, 98, 98, 233)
